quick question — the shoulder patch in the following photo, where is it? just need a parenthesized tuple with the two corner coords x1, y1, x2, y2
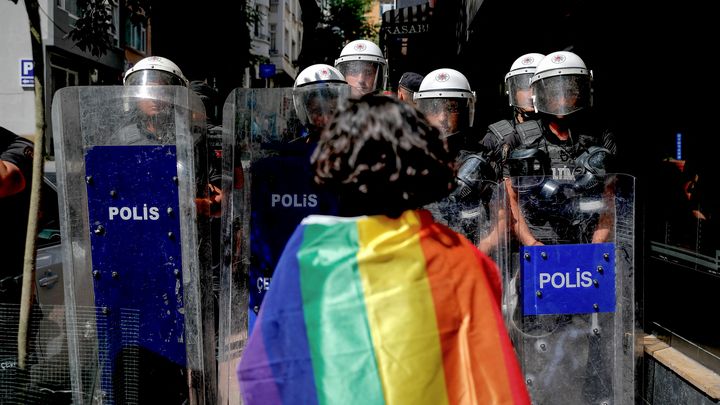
(23, 146, 34, 160)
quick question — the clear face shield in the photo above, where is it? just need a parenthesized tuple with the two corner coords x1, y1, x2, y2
(506, 73, 534, 110)
(124, 70, 187, 87)
(293, 82, 350, 130)
(336, 60, 385, 97)
(531, 74, 591, 116)
(416, 97, 474, 138)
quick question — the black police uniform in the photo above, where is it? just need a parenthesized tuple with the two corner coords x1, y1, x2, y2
(0, 127, 33, 302)
(428, 128, 496, 243)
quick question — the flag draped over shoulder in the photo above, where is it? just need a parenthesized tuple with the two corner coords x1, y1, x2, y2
(237, 209, 530, 405)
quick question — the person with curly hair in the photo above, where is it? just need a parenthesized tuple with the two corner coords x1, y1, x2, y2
(311, 93, 455, 218)
(237, 95, 530, 405)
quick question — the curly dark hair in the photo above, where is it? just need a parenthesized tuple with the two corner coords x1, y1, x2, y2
(311, 94, 456, 218)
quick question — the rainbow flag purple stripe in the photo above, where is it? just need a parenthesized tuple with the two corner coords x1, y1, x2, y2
(238, 210, 529, 404)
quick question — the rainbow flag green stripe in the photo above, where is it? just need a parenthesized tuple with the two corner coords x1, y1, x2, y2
(238, 210, 529, 405)
(300, 219, 385, 405)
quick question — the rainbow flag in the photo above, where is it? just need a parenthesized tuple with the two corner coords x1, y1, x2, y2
(237, 210, 529, 405)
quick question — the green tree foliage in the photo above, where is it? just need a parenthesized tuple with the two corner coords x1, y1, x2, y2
(297, 0, 378, 69)
(326, 0, 378, 43)
(66, 0, 119, 57)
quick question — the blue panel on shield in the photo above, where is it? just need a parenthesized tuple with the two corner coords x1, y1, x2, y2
(521, 243, 615, 316)
(248, 144, 339, 333)
(85, 146, 186, 393)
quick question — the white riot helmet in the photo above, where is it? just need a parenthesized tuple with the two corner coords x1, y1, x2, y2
(530, 51, 592, 116)
(505, 53, 545, 109)
(334, 40, 387, 97)
(123, 56, 188, 87)
(293, 64, 350, 131)
(414, 68, 476, 136)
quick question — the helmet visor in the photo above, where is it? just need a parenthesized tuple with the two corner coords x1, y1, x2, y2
(416, 98, 473, 136)
(532, 74, 591, 116)
(336, 60, 385, 97)
(125, 70, 186, 87)
(506, 73, 534, 109)
(293, 83, 350, 129)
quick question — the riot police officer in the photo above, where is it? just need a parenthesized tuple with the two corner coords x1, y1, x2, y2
(415, 68, 495, 243)
(334, 39, 387, 98)
(480, 53, 545, 181)
(414, 68, 478, 156)
(118, 56, 189, 145)
(293, 64, 350, 142)
(505, 51, 617, 245)
(505, 53, 545, 123)
(500, 52, 621, 405)
(243, 65, 349, 331)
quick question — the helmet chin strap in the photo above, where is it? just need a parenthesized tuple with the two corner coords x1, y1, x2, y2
(514, 107, 538, 123)
(439, 130, 461, 140)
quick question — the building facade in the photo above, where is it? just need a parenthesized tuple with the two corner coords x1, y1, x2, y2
(247, 0, 303, 87)
(0, 0, 150, 154)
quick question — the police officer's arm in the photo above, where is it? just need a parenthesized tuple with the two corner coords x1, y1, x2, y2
(591, 176, 615, 243)
(590, 130, 618, 243)
(0, 128, 32, 198)
(505, 178, 542, 246)
(0, 160, 26, 198)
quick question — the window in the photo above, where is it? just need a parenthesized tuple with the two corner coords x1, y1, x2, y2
(111, 1, 119, 47)
(51, 65, 78, 92)
(37, 176, 61, 249)
(254, 5, 261, 37)
(269, 24, 277, 51)
(125, 19, 147, 53)
(270, 0, 278, 13)
(58, 0, 81, 18)
(284, 28, 289, 58)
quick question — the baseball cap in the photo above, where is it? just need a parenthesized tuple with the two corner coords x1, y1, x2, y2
(398, 72, 424, 93)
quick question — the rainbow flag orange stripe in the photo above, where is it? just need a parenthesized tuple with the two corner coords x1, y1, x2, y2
(238, 210, 529, 404)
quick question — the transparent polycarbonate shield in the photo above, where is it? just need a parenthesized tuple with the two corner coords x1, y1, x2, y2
(496, 174, 636, 405)
(218, 87, 349, 404)
(427, 180, 502, 260)
(51, 86, 215, 405)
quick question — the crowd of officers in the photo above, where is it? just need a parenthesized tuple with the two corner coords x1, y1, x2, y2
(293, 40, 616, 250)
(121, 40, 616, 253)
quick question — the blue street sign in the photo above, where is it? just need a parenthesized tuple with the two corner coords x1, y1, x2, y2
(20, 59, 34, 88)
(521, 243, 616, 316)
(259, 63, 276, 79)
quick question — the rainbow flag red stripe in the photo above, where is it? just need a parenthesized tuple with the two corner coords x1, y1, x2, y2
(238, 210, 529, 404)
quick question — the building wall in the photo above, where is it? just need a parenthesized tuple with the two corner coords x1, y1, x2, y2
(0, 1, 39, 137)
(268, 0, 301, 86)
(644, 357, 717, 404)
(2, 0, 129, 150)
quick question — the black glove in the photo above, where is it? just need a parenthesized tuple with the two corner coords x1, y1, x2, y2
(449, 153, 493, 203)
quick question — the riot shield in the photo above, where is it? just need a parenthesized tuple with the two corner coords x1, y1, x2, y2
(497, 174, 636, 404)
(426, 157, 502, 260)
(217, 87, 349, 403)
(51, 85, 215, 404)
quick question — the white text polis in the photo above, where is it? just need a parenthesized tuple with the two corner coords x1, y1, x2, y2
(539, 268, 594, 289)
(271, 193, 317, 208)
(108, 205, 160, 221)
